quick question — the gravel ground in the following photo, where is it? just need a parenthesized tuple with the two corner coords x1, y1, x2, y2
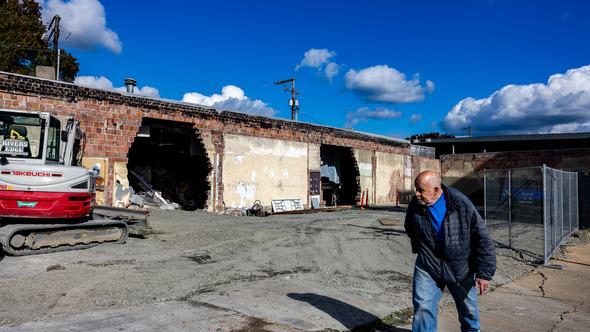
(0, 207, 553, 330)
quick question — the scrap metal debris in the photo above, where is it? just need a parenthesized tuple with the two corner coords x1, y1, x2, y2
(128, 170, 185, 210)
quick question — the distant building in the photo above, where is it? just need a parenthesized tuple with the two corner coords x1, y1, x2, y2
(413, 133, 590, 228)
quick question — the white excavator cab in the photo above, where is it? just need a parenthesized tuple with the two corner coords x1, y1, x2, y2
(0, 112, 49, 161)
(0, 111, 87, 167)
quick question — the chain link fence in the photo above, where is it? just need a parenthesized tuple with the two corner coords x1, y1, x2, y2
(484, 165, 578, 265)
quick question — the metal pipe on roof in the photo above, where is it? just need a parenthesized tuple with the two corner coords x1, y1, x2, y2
(125, 78, 137, 93)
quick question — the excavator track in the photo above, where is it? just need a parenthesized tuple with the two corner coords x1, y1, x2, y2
(0, 218, 129, 256)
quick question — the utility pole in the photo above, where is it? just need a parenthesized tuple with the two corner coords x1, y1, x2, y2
(273, 78, 299, 120)
(462, 125, 472, 137)
(45, 15, 61, 80)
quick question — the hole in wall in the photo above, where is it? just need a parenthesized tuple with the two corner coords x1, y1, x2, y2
(320, 145, 360, 206)
(127, 118, 211, 210)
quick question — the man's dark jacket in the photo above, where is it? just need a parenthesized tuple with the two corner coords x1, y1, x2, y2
(405, 184, 496, 284)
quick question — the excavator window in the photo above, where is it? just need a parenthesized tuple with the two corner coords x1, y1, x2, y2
(46, 116, 60, 162)
(0, 113, 44, 159)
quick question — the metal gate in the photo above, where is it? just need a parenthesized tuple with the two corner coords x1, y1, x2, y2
(484, 165, 578, 266)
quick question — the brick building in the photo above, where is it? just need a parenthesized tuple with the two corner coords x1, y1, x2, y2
(0, 71, 438, 212)
(413, 135, 590, 227)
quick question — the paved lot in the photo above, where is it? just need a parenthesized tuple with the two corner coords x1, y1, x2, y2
(0, 208, 586, 331)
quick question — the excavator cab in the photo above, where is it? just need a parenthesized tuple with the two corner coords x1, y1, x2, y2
(0, 115, 44, 160)
(0, 111, 64, 163)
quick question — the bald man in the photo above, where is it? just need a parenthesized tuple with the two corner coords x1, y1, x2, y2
(404, 171, 496, 332)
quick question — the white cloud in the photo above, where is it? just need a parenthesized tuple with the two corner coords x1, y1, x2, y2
(441, 65, 590, 135)
(345, 107, 402, 128)
(296, 49, 336, 70)
(295, 48, 340, 83)
(324, 62, 340, 83)
(409, 114, 422, 124)
(73, 79, 275, 116)
(39, 0, 122, 53)
(345, 65, 434, 104)
(74, 75, 114, 90)
(132, 86, 159, 98)
(546, 122, 590, 133)
(183, 85, 244, 105)
(183, 85, 278, 117)
(74, 76, 160, 97)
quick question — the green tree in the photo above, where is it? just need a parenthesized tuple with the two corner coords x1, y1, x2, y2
(0, 0, 78, 81)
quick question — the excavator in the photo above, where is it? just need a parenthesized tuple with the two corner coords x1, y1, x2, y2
(0, 109, 130, 255)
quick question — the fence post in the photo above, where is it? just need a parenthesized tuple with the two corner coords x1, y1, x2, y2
(575, 172, 579, 232)
(568, 172, 572, 235)
(508, 169, 512, 248)
(484, 169, 487, 224)
(543, 164, 548, 265)
(554, 169, 559, 264)
(560, 171, 564, 245)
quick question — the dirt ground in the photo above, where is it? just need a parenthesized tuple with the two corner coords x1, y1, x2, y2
(0, 207, 566, 331)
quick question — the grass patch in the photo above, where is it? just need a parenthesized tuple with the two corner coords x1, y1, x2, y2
(382, 307, 414, 326)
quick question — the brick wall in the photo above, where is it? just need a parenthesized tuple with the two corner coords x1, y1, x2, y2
(440, 150, 590, 229)
(441, 149, 590, 175)
(0, 72, 417, 208)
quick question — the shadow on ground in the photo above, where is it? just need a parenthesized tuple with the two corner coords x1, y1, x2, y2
(287, 293, 379, 330)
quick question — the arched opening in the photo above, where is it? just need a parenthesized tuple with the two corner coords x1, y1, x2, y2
(127, 118, 211, 210)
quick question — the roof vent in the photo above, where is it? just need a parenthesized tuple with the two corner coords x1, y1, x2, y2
(124, 78, 137, 93)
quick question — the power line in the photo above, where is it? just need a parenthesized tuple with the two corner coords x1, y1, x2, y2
(302, 92, 350, 112)
(298, 91, 437, 132)
(297, 111, 327, 126)
(0, 42, 47, 52)
(25, 21, 269, 89)
(2, 19, 435, 135)
(79, 48, 270, 90)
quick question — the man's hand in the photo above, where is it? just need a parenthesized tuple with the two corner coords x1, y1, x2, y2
(475, 278, 490, 295)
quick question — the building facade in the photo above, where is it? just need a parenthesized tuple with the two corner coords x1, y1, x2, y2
(0, 71, 438, 212)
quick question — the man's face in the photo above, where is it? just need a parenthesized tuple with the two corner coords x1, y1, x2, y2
(414, 180, 439, 206)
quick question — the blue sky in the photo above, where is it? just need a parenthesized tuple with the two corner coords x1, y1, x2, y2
(37, 0, 590, 138)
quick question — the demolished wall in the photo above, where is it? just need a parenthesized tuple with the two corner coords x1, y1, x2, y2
(0, 71, 435, 211)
